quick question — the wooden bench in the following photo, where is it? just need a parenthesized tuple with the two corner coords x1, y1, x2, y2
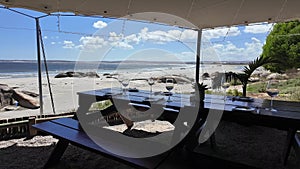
(33, 117, 261, 169)
(33, 118, 174, 169)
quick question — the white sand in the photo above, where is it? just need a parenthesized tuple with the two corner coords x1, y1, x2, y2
(0, 64, 249, 119)
(103, 119, 175, 133)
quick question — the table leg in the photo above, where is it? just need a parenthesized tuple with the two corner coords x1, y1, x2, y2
(209, 133, 217, 149)
(283, 128, 296, 165)
(43, 138, 69, 169)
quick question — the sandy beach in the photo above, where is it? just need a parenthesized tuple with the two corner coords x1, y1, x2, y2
(0, 64, 248, 119)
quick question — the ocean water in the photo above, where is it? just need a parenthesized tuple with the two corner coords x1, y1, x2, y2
(0, 60, 192, 79)
(0, 60, 248, 79)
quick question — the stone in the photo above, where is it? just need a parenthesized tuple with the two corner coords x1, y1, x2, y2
(202, 72, 210, 79)
(54, 72, 68, 78)
(12, 90, 40, 109)
(267, 73, 289, 80)
(3, 105, 19, 111)
(85, 72, 100, 78)
(67, 71, 85, 77)
(55, 71, 100, 78)
(20, 90, 39, 97)
(0, 84, 14, 109)
(249, 77, 260, 82)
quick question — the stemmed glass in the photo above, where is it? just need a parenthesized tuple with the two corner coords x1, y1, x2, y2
(265, 79, 279, 112)
(165, 78, 174, 102)
(118, 77, 130, 95)
(148, 77, 155, 94)
(221, 76, 230, 100)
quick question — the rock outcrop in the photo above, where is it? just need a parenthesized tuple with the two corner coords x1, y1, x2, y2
(1, 84, 40, 110)
(0, 84, 14, 109)
(20, 90, 39, 97)
(12, 90, 40, 109)
(55, 71, 100, 78)
(266, 73, 289, 80)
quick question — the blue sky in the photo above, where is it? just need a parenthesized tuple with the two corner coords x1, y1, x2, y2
(0, 7, 273, 62)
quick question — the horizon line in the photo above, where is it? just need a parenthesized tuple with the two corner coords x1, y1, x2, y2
(0, 59, 251, 63)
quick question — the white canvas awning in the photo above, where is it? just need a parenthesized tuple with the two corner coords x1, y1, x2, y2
(1, 0, 299, 29)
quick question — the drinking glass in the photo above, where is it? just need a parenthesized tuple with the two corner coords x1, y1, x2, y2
(265, 80, 279, 111)
(165, 78, 174, 102)
(148, 77, 155, 94)
(119, 78, 130, 95)
(221, 76, 230, 100)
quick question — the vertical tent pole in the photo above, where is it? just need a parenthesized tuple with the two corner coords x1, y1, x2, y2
(36, 18, 43, 115)
(196, 29, 202, 83)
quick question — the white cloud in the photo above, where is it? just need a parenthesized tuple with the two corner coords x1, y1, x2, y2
(108, 32, 123, 42)
(136, 27, 198, 44)
(76, 27, 198, 51)
(244, 24, 273, 34)
(44, 36, 48, 39)
(93, 20, 108, 29)
(203, 27, 241, 40)
(180, 29, 198, 40)
(108, 32, 134, 49)
(139, 27, 175, 43)
(78, 36, 107, 49)
(63, 40, 75, 49)
(167, 29, 182, 39)
(251, 37, 260, 43)
(111, 41, 133, 49)
(124, 34, 140, 44)
(51, 42, 56, 45)
(75, 27, 198, 51)
(244, 38, 263, 57)
(75, 27, 209, 51)
(208, 37, 263, 61)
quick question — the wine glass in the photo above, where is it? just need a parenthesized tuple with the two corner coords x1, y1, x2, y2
(165, 78, 174, 102)
(148, 77, 155, 94)
(265, 79, 279, 111)
(221, 76, 230, 100)
(119, 78, 130, 95)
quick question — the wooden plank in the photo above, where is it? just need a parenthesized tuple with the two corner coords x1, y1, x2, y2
(28, 116, 37, 137)
(33, 121, 169, 169)
(0, 120, 28, 128)
(50, 118, 80, 130)
(36, 121, 259, 169)
(35, 115, 74, 123)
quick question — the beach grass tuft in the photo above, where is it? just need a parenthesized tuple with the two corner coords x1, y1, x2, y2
(247, 77, 300, 101)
